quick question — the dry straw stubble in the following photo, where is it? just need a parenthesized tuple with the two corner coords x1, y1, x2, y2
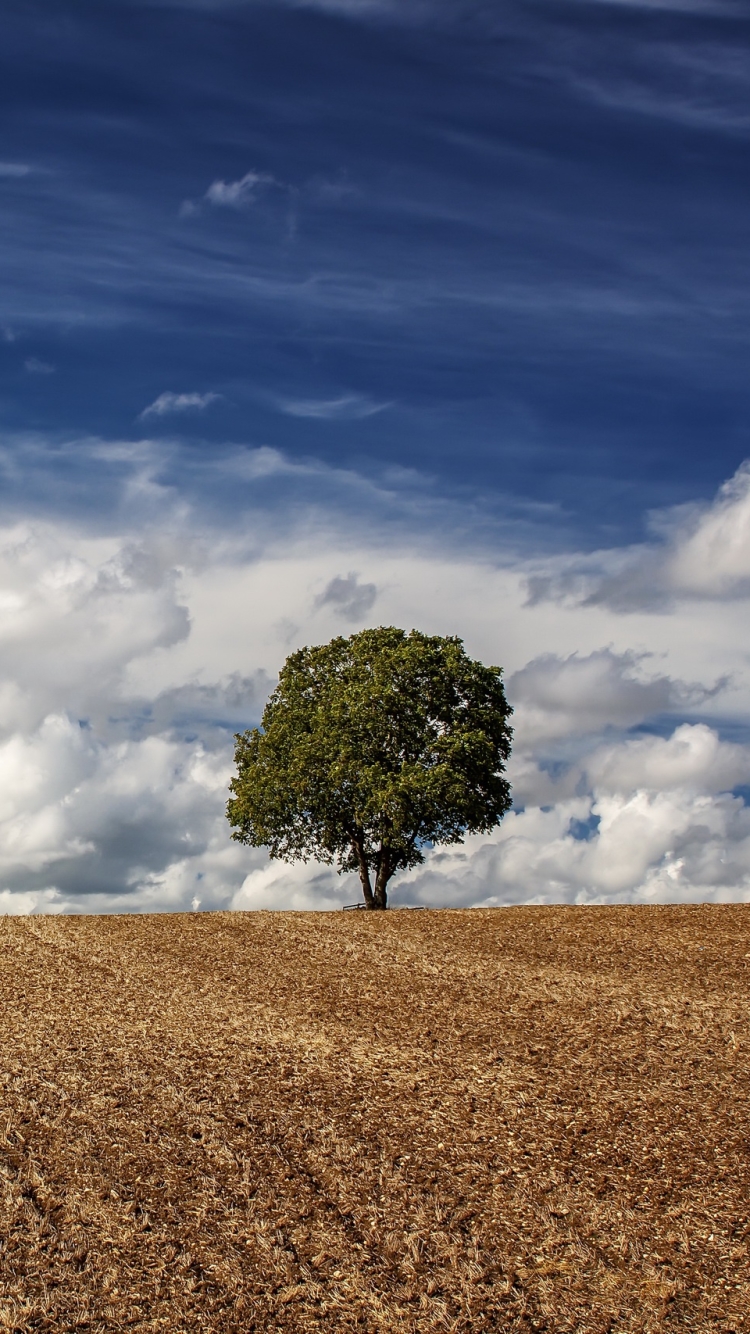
(0, 904, 748, 1331)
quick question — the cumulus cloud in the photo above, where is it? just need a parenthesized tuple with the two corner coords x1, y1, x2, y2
(527, 461, 750, 611)
(508, 648, 722, 747)
(0, 513, 288, 915)
(0, 507, 378, 913)
(0, 523, 229, 912)
(586, 722, 750, 795)
(277, 394, 391, 420)
(231, 856, 350, 913)
(139, 391, 219, 419)
(399, 725, 750, 908)
(658, 463, 750, 600)
(0, 524, 190, 729)
(314, 572, 377, 619)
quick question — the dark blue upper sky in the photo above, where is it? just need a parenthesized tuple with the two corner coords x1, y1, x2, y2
(2, 0, 749, 547)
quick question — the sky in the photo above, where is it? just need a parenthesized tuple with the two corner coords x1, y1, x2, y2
(1, 0, 750, 913)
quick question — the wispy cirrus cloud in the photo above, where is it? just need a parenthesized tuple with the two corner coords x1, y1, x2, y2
(139, 391, 220, 420)
(205, 170, 281, 207)
(277, 394, 391, 420)
(180, 169, 288, 217)
(24, 358, 55, 375)
(132, 0, 402, 13)
(118, 0, 738, 22)
(574, 77, 750, 134)
(0, 162, 32, 178)
(584, 0, 739, 11)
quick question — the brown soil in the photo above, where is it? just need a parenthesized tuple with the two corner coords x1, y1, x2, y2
(1, 905, 749, 1332)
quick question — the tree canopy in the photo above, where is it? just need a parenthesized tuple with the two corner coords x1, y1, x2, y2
(227, 626, 513, 909)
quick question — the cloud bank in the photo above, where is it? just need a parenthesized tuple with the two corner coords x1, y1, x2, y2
(0, 439, 747, 915)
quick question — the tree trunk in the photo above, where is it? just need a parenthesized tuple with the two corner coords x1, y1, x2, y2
(372, 849, 391, 910)
(351, 835, 392, 909)
(351, 833, 375, 909)
(360, 864, 377, 909)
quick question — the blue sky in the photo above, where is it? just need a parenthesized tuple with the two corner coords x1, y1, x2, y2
(1, 0, 750, 912)
(3, 0, 750, 539)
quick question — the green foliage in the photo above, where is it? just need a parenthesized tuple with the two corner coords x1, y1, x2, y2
(227, 626, 513, 908)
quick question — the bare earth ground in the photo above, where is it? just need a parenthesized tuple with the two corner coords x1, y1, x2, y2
(0, 907, 749, 1333)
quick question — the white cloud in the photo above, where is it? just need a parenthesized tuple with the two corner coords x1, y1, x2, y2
(204, 170, 280, 208)
(179, 170, 287, 216)
(660, 464, 750, 599)
(508, 647, 721, 748)
(277, 394, 392, 420)
(0, 163, 31, 178)
(398, 725, 750, 908)
(586, 722, 750, 796)
(139, 391, 219, 419)
(231, 857, 350, 912)
(24, 358, 55, 375)
(527, 461, 750, 611)
(0, 520, 248, 914)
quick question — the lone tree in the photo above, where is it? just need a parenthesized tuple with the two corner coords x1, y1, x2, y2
(227, 626, 513, 909)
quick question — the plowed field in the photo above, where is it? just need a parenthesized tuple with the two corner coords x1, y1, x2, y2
(1, 905, 749, 1332)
